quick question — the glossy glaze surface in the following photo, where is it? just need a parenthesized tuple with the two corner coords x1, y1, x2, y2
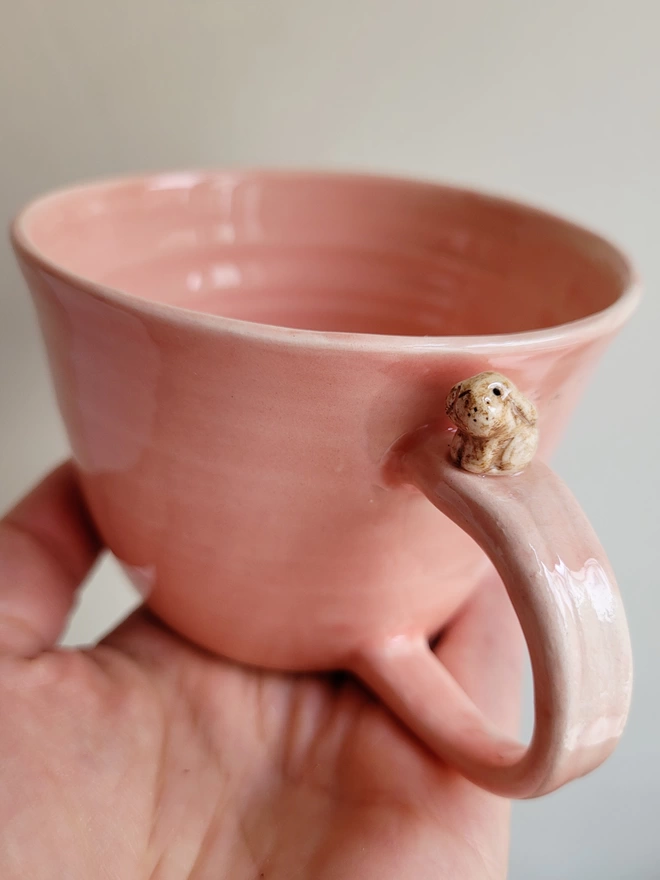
(17, 170, 631, 341)
(11, 170, 639, 798)
(358, 432, 632, 797)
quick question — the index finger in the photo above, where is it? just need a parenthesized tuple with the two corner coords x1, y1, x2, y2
(0, 462, 101, 656)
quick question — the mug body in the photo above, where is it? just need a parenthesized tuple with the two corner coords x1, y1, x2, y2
(12, 171, 635, 669)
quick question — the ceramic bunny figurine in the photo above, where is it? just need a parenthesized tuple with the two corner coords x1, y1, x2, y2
(445, 371, 539, 475)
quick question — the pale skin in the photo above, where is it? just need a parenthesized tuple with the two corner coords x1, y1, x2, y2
(0, 464, 524, 879)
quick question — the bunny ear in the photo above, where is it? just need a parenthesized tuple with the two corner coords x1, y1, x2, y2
(445, 383, 462, 415)
(511, 391, 538, 426)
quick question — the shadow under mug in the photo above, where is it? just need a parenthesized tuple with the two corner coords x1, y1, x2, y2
(11, 170, 640, 799)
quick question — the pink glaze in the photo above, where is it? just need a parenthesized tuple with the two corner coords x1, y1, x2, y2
(11, 170, 639, 798)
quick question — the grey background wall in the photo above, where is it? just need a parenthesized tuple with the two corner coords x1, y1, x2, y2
(1, 1, 658, 876)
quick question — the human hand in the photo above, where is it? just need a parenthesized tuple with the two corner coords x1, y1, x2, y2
(0, 464, 523, 879)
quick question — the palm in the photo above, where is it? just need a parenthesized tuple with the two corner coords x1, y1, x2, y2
(0, 466, 522, 880)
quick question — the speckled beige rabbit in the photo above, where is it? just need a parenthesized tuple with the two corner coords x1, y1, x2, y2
(445, 371, 539, 475)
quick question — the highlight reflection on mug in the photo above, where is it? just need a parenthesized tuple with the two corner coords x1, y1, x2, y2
(52, 275, 160, 474)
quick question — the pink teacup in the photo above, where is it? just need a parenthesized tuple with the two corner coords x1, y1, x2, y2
(11, 170, 639, 798)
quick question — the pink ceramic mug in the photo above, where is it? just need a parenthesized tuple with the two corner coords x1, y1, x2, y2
(11, 170, 639, 799)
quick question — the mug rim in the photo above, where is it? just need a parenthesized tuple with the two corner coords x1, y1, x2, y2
(10, 167, 642, 354)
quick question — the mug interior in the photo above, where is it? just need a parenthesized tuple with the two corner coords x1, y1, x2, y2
(15, 171, 632, 337)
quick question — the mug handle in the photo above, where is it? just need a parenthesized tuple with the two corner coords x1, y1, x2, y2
(353, 427, 632, 799)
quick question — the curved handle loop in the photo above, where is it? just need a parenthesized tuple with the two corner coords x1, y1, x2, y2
(355, 428, 632, 799)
